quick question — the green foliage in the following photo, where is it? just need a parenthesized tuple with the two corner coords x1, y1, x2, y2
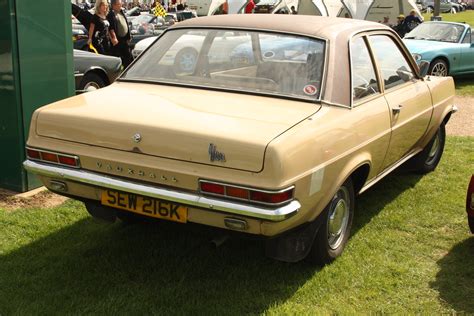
(0, 137, 473, 314)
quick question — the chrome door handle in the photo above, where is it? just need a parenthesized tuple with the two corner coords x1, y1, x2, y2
(392, 105, 403, 114)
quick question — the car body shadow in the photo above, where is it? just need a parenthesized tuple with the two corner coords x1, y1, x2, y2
(352, 169, 423, 236)
(430, 237, 474, 313)
(0, 208, 316, 314)
(0, 169, 424, 314)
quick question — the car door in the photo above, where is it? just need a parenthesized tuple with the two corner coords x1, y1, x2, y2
(368, 34, 433, 170)
(459, 27, 474, 74)
(350, 36, 392, 180)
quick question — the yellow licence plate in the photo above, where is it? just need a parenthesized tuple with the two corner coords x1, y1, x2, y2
(101, 190, 187, 223)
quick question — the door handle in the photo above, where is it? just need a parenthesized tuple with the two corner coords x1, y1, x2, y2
(392, 105, 403, 114)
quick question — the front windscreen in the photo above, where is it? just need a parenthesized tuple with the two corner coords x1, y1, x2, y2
(122, 28, 326, 100)
(404, 22, 465, 43)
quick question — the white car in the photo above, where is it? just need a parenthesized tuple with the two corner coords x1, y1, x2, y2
(132, 31, 249, 73)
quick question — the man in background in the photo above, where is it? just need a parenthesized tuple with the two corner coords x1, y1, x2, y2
(108, 0, 133, 68)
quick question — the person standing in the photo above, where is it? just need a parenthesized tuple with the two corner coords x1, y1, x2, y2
(108, 0, 133, 68)
(403, 9, 423, 33)
(392, 14, 407, 37)
(87, 0, 111, 55)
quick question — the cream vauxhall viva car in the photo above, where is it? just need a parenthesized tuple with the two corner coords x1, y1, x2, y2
(24, 15, 457, 264)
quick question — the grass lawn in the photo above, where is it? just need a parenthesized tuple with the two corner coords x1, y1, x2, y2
(0, 137, 473, 314)
(422, 9, 474, 26)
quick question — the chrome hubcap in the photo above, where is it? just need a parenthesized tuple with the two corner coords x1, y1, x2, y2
(431, 63, 448, 76)
(179, 52, 196, 72)
(83, 82, 100, 92)
(426, 132, 440, 164)
(328, 186, 350, 250)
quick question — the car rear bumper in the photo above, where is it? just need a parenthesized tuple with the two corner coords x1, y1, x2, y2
(23, 160, 300, 222)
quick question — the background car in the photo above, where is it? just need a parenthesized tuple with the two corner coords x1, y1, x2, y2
(72, 17, 88, 51)
(25, 16, 456, 265)
(132, 31, 248, 72)
(425, 0, 460, 12)
(129, 14, 172, 49)
(403, 21, 474, 76)
(74, 49, 122, 93)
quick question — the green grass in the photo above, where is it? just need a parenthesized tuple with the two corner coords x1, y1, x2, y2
(1, 137, 473, 314)
(423, 9, 474, 26)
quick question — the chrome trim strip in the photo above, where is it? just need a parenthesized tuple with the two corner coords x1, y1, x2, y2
(23, 160, 300, 221)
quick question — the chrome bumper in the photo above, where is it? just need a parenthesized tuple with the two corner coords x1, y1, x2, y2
(23, 160, 300, 221)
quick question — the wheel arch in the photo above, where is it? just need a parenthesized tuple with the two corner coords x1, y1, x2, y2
(350, 163, 371, 195)
(430, 56, 450, 74)
(84, 67, 110, 85)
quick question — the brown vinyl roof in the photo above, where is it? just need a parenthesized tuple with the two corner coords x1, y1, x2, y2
(175, 14, 391, 39)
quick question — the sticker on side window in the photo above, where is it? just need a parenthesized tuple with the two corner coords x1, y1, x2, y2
(303, 84, 318, 96)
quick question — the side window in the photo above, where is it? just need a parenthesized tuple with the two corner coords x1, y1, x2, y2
(369, 35, 415, 90)
(463, 28, 472, 44)
(351, 37, 380, 102)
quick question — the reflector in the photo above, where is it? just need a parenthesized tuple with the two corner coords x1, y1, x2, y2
(201, 182, 225, 195)
(58, 155, 77, 167)
(26, 149, 40, 159)
(250, 189, 293, 204)
(41, 152, 58, 163)
(226, 186, 249, 199)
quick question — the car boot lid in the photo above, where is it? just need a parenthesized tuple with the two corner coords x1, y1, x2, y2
(35, 82, 321, 172)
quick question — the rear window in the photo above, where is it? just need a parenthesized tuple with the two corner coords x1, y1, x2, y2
(122, 28, 326, 100)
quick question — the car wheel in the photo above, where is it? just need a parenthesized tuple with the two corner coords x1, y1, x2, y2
(173, 48, 198, 74)
(469, 216, 474, 234)
(410, 122, 446, 174)
(79, 72, 106, 92)
(308, 177, 354, 265)
(428, 59, 449, 76)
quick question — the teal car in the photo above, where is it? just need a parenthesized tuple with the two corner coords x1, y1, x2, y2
(403, 21, 474, 76)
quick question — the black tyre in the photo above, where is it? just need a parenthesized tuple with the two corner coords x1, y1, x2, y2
(429, 59, 449, 76)
(308, 178, 355, 265)
(468, 216, 474, 234)
(116, 210, 145, 225)
(410, 123, 446, 174)
(79, 72, 106, 92)
(84, 201, 116, 222)
(173, 48, 198, 74)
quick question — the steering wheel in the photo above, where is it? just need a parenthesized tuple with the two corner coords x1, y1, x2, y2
(353, 74, 377, 99)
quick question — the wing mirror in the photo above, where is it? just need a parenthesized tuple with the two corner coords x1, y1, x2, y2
(418, 60, 430, 77)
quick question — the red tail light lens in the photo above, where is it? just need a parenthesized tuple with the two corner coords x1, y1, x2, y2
(201, 182, 225, 195)
(41, 152, 58, 163)
(58, 155, 78, 167)
(25, 147, 80, 168)
(226, 187, 249, 199)
(26, 149, 41, 159)
(200, 180, 294, 206)
(250, 189, 293, 204)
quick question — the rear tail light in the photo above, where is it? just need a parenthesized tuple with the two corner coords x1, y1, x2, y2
(26, 147, 80, 168)
(41, 152, 58, 163)
(200, 180, 294, 206)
